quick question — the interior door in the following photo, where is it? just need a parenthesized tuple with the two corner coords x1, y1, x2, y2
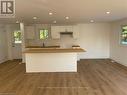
(12, 30, 22, 59)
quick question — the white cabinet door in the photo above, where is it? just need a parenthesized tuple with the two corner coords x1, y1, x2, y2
(73, 26, 79, 39)
(59, 26, 65, 32)
(26, 26, 35, 39)
(51, 26, 60, 39)
(59, 26, 73, 32)
(65, 26, 73, 32)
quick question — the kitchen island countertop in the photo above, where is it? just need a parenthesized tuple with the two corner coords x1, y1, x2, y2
(24, 48, 85, 53)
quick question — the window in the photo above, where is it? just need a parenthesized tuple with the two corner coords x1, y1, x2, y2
(14, 30, 22, 43)
(121, 26, 127, 45)
(39, 29, 49, 40)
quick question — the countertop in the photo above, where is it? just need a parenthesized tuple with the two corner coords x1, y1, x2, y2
(24, 48, 85, 53)
(25, 45, 60, 48)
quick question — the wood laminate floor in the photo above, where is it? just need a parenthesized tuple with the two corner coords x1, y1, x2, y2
(0, 59, 127, 95)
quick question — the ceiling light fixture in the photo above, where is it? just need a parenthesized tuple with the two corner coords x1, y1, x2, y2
(106, 11, 110, 14)
(49, 12, 53, 15)
(33, 16, 37, 20)
(90, 20, 94, 23)
(65, 16, 69, 19)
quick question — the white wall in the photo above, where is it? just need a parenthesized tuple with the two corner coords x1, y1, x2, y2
(0, 25, 8, 63)
(110, 19, 127, 66)
(77, 23, 111, 59)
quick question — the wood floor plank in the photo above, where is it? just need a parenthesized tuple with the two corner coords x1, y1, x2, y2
(0, 59, 127, 95)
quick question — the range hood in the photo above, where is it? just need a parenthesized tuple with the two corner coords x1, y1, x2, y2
(60, 32, 73, 35)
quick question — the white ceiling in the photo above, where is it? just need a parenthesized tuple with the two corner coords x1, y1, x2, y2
(0, 0, 127, 24)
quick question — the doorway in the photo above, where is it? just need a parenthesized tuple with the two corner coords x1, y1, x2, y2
(12, 30, 22, 59)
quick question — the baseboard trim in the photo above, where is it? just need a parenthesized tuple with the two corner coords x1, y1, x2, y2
(0, 59, 8, 64)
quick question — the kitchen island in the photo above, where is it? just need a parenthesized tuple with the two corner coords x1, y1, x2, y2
(24, 48, 85, 73)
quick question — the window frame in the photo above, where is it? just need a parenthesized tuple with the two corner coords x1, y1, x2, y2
(120, 25, 127, 46)
(39, 29, 49, 40)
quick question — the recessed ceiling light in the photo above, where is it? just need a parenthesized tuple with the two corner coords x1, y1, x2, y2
(90, 20, 94, 23)
(16, 21, 19, 23)
(33, 16, 37, 20)
(65, 16, 69, 19)
(106, 11, 110, 14)
(49, 12, 53, 15)
(53, 21, 57, 23)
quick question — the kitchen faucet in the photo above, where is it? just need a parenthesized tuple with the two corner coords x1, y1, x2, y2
(42, 42, 45, 47)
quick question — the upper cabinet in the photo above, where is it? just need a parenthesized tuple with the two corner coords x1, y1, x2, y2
(51, 26, 60, 39)
(59, 26, 73, 32)
(51, 25, 79, 39)
(25, 26, 35, 39)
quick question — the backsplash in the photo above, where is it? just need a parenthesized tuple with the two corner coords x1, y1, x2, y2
(26, 39, 60, 46)
(60, 34, 77, 48)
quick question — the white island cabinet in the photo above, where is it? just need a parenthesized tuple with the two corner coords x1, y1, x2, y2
(24, 48, 85, 73)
